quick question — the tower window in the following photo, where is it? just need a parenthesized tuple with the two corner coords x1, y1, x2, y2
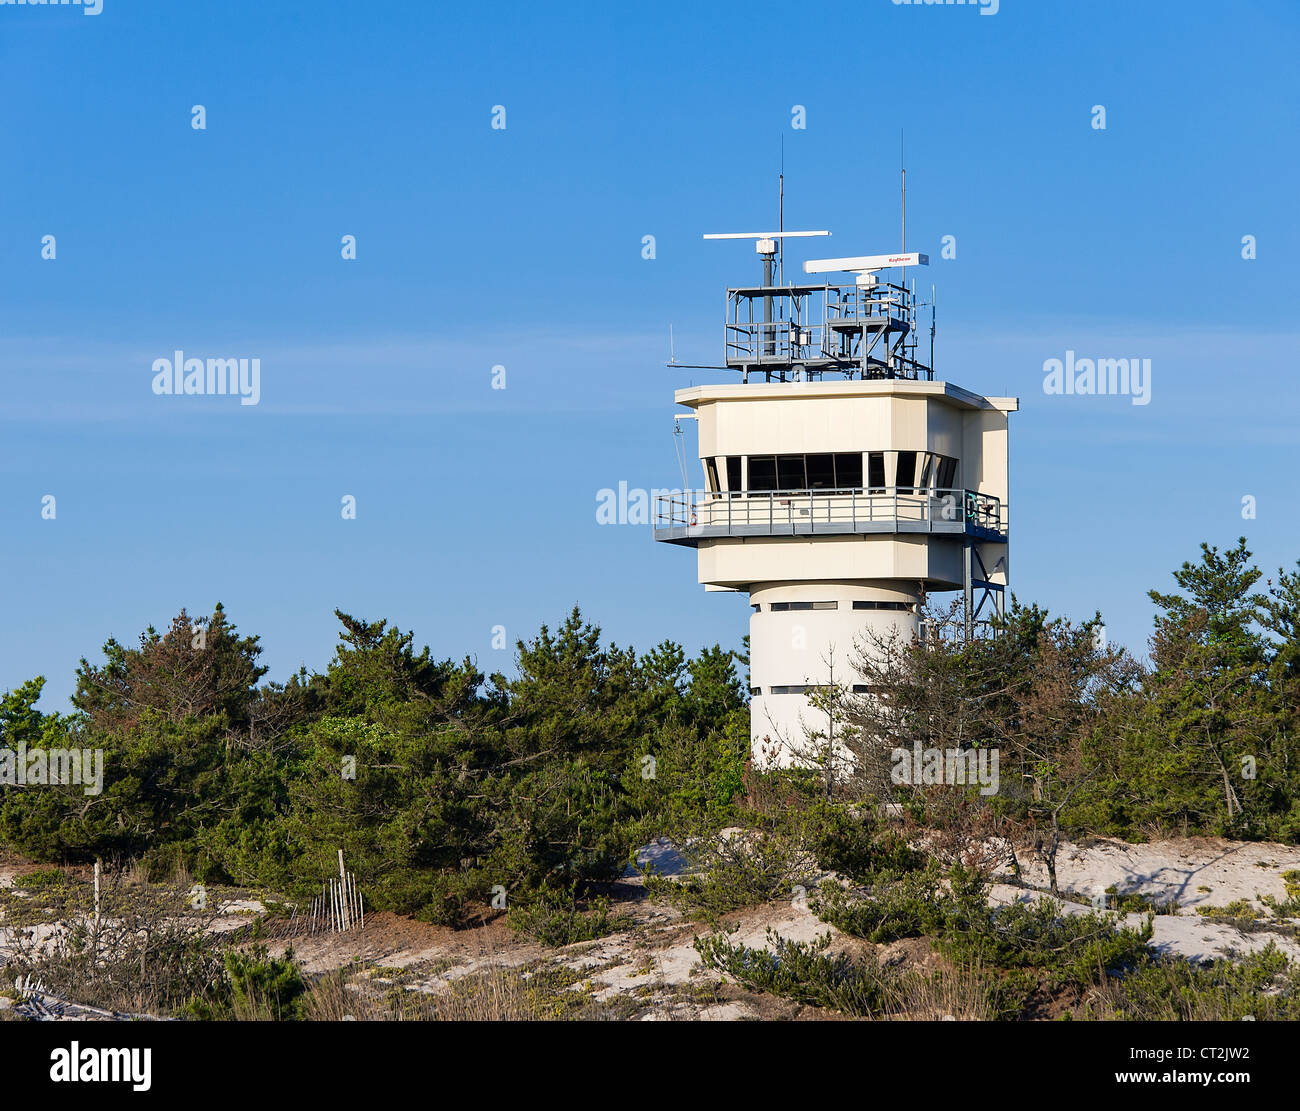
(896, 451, 917, 492)
(769, 683, 841, 695)
(740, 453, 893, 493)
(917, 453, 934, 491)
(834, 453, 863, 489)
(853, 600, 913, 612)
(705, 458, 720, 493)
(777, 455, 806, 490)
(770, 601, 838, 612)
(867, 452, 886, 492)
(749, 456, 777, 491)
(937, 456, 958, 490)
(805, 453, 835, 489)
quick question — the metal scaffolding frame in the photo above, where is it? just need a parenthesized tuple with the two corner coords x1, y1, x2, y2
(963, 541, 1006, 641)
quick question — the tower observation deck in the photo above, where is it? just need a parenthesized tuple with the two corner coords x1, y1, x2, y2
(653, 229, 1017, 767)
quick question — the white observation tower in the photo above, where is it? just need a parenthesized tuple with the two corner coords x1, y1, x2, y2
(653, 225, 1017, 767)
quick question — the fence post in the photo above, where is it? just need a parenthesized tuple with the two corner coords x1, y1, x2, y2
(92, 859, 101, 957)
(338, 849, 349, 930)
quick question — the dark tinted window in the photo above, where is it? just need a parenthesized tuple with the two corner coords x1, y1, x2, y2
(867, 452, 886, 491)
(896, 451, 917, 491)
(805, 453, 835, 489)
(705, 458, 719, 493)
(834, 453, 863, 489)
(937, 456, 958, 489)
(749, 456, 777, 490)
(727, 456, 742, 493)
(777, 455, 806, 489)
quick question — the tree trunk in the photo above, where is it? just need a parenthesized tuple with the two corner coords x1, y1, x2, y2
(1005, 838, 1021, 884)
(1041, 818, 1061, 896)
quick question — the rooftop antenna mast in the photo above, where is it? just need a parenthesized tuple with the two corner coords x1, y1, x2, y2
(900, 130, 907, 286)
(703, 229, 829, 361)
(930, 284, 936, 371)
(779, 135, 785, 285)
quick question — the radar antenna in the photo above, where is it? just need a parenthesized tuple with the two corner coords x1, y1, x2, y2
(704, 230, 830, 367)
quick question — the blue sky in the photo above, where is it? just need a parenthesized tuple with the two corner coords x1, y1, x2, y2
(2, 0, 1298, 708)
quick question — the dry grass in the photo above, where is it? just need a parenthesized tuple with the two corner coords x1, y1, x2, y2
(1, 866, 234, 1018)
(301, 960, 618, 1021)
(123, 857, 151, 888)
(304, 968, 527, 1020)
(881, 964, 1000, 1021)
(167, 849, 193, 890)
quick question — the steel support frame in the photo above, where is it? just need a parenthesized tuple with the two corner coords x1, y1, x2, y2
(963, 540, 1006, 641)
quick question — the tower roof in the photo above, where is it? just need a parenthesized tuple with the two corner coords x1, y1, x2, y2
(673, 379, 1018, 413)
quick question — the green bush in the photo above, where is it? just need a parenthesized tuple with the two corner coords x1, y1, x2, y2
(192, 944, 307, 1021)
(936, 899, 1154, 991)
(14, 868, 66, 890)
(507, 887, 624, 948)
(1098, 944, 1300, 1021)
(646, 826, 817, 922)
(805, 804, 925, 882)
(813, 869, 950, 943)
(694, 928, 887, 1016)
(815, 870, 1155, 1016)
(1104, 886, 1180, 915)
(1259, 870, 1300, 919)
(1195, 899, 1262, 921)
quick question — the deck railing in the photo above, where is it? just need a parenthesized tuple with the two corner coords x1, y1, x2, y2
(652, 487, 1006, 543)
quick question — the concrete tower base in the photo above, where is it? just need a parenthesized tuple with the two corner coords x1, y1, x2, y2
(748, 579, 919, 769)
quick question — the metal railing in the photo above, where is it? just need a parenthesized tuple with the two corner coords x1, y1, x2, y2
(652, 487, 1006, 542)
(826, 281, 912, 324)
(722, 279, 931, 379)
(725, 319, 821, 365)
